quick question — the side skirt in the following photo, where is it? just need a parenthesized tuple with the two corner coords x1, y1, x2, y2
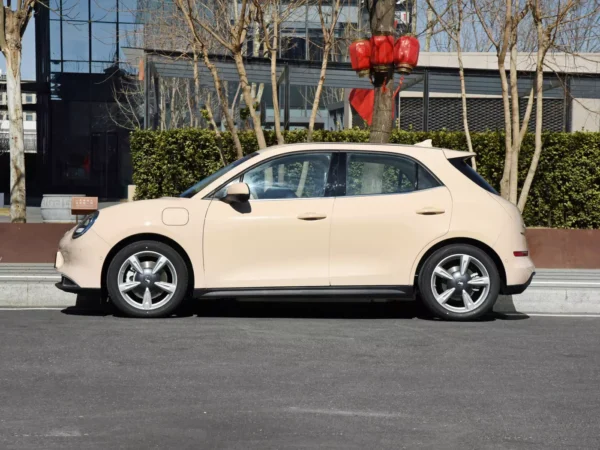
(193, 286, 415, 301)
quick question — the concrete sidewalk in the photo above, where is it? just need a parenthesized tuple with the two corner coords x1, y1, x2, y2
(1, 264, 599, 314)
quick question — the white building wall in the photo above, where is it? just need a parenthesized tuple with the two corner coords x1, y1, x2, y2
(571, 99, 600, 132)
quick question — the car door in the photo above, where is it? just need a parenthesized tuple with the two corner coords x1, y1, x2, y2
(329, 151, 452, 287)
(203, 152, 336, 288)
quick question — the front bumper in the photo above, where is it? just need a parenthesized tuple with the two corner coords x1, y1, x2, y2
(55, 276, 101, 294)
(502, 271, 535, 295)
(55, 229, 109, 289)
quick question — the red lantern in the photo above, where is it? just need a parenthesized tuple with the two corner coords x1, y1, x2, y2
(394, 35, 420, 74)
(370, 34, 394, 72)
(349, 38, 371, 77)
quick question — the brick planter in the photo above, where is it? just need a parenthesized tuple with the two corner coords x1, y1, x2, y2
(0, 224, 73, 264)
(525, 229, 600, 269)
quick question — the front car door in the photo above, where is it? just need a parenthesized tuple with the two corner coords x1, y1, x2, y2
(203, 151, 337, 288)
(329, 151, 452, 287)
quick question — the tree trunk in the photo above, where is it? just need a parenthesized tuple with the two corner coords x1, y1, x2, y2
(307, 42, 332, 142)
(518, 36, 546, 212)
(508, 43, 521, 204)
(425, 6, 434, 51)
(368, 0, 395, 144)
(270, 46, 284, 145)
(202, 52, 244, 159)
(233, 53, 267, 149)
(4, 19, 26, 223)
(498, 0, 513, 200)
(498, 64, 513, 199)
(205, 92, 220, 135)
(193, 49, 201, 127)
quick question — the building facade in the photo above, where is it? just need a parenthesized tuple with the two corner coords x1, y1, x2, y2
(0, 0, 598, 202)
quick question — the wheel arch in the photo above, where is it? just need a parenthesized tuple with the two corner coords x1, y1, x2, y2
(101, 233, 195, 297)
(413, 237, 507, 288)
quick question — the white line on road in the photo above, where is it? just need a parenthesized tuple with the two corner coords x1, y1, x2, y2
(0, 307, 66, 310)
(501, 313, 600, 318)
(0, 276, 60, 280)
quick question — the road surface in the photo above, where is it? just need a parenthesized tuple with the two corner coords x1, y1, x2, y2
(0, 303, 598, 449)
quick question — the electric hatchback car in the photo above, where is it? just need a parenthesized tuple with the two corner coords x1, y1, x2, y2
(55, 141, 535, 320)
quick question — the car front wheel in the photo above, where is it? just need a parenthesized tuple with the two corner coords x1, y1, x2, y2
(418, 244, 500, 321)
(107, 240, 188, 318)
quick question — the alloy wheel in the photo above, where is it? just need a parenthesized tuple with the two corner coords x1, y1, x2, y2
(430, 254, 491, 314)
(117, 251, 178, 311)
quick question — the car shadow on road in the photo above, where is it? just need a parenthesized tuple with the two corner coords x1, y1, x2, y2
(61, 294, 529, 321)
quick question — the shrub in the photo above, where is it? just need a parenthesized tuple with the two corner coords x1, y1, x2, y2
(131, 128, 600, 229)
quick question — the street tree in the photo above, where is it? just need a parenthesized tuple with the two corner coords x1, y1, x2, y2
(368, 0, 396, 144)
(0, 0, 36, 223)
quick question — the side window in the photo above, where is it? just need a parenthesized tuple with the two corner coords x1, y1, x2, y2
(243, 153, 332, 200)
(346, 153, 440, 196)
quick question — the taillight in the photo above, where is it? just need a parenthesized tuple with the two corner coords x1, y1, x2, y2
(513, 251, 529, 257)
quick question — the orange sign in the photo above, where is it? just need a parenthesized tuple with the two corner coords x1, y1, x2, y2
(71, 197, 98, 215)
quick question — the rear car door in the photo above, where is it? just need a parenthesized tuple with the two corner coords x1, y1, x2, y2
(203, 152, 336, 288)
(329, 151, 452, 287)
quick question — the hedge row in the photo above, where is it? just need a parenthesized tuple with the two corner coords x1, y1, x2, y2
(131, 129, 600, 229)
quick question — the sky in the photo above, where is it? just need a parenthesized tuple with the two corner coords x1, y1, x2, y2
(0, 21, 37, 81)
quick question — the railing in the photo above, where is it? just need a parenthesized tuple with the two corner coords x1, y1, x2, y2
(0, 134, 37, 153)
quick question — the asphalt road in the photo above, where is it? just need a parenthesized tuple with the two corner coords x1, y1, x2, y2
(0, 303, 599, 449)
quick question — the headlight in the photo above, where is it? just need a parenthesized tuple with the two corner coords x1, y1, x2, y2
(72, 211, 99, 239)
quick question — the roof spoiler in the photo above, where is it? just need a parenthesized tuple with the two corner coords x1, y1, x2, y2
(414, 139, 433, 147)
(443, 149, 476, 160)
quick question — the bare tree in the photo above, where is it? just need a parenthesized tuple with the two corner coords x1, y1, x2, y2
(170, 0, 247, 157)
(306, 0, 343, 141)
(425, 0, 476, 168)
(173, 0, 268, 149)
(0, 0, 36, 222)
(516, 0, 595, 211)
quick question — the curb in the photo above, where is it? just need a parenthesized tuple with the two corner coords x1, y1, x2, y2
(1, 265, 599, 314)
(495, 269, 600, 314)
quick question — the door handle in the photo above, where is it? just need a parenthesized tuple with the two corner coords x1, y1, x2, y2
(416, 207, 446, 215)
(298, 212, 328, 221)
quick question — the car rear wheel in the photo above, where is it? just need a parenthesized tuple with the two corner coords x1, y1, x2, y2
(418, 244, 500, 321)
(107, 241, 188, 318)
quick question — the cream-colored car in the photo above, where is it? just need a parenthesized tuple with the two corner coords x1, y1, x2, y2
(55, 142, 535, 320)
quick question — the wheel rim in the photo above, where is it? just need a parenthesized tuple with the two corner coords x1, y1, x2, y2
(430, 254, 491, 314)
(117, 251, 178, 311)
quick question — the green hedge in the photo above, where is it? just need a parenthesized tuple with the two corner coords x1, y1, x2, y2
(131, 128, 600, 229)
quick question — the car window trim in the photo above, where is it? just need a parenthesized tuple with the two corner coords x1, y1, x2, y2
(337, 150, 444, 197)
(204, 150, 338, 200)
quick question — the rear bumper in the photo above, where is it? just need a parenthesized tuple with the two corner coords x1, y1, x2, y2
(502, 272, 535, 295)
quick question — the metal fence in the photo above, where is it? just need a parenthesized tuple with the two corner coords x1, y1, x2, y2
(0, 134, 37, 153)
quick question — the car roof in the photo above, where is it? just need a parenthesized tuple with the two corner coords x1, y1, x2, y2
(256, 141, 476, 160)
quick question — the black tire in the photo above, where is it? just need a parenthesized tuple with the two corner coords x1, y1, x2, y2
(106, 240, 189, 318)
(418, 244, 500, 321)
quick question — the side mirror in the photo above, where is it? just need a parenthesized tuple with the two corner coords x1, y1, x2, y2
(221, 182, 250, 204)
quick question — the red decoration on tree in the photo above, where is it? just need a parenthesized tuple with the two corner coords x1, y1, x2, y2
(370, 35, 395, 72)
(394, 35, 420, 74)
(349, 38, 372, 77)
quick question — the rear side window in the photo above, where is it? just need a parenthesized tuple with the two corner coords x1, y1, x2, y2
(449, 158, 499, 195)
(345, 153, 441, 196)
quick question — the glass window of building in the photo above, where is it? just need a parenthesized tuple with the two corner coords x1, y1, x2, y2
(92, 22, 117, 61)
(91, 0, 117, 22)
(61, 0, 89, 21)
(62, 21, 90, 61)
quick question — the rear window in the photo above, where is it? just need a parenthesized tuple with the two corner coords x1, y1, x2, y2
(449, 158, 499, 195)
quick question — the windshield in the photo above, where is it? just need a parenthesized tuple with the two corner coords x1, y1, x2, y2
(180, 153, 259, 198)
